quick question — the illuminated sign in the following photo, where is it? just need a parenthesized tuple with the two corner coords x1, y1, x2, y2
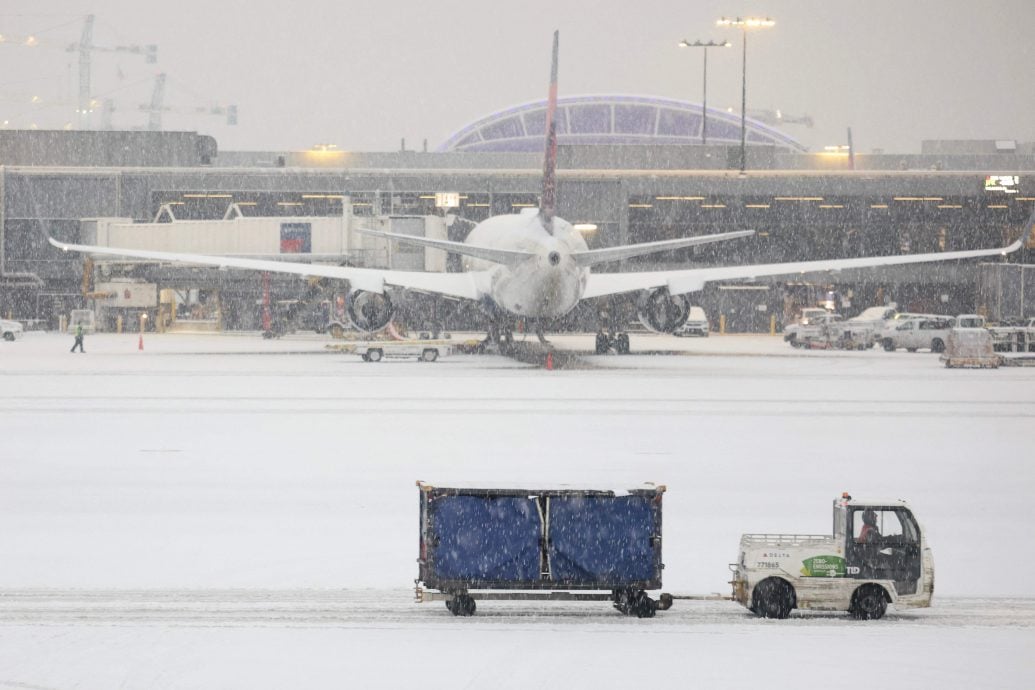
(984, 175, 1020, 194)
(435, 192, 460, 208)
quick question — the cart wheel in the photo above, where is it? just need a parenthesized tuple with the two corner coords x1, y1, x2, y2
(595, 333, 609, 355)
(616, 333, 631, 354)
(611, 588, 633, 614)
(451, 593, 476, 617)
(367, 348, 383, 362)
(849, 584, 888, 620)
(360, 353, 370, 362)
(633, 591, 656, 618)
(421, 348, 439, 362)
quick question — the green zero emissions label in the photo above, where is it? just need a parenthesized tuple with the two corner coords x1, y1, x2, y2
(800, 555, 846, 577)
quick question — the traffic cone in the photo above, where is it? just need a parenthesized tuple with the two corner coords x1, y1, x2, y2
(545, 352, 553, 370)
(138, 334, 144, 351)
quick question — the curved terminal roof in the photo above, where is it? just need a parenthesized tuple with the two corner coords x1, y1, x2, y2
(437, 94, 807, 153)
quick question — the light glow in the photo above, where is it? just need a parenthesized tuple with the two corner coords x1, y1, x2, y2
(717, 17, 775, 28)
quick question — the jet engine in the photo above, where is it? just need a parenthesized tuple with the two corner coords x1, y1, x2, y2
(345, 290, 394, 332)
(637, 288, 690, 334)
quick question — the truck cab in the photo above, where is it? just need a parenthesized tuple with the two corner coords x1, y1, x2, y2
(732, 493, 934, 620)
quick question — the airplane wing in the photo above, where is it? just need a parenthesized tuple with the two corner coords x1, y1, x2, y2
(47, 237, 485, 300)
(583, 211, 1035, 299)
(572, 230, 754, 267)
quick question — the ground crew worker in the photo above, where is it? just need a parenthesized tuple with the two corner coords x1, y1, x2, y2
(857, 509, 881, 544)
(70, 323, 85, 353)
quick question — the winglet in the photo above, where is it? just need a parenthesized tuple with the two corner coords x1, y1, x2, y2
(540, 30, 559, 235)
(1012, 204, 1035, 253)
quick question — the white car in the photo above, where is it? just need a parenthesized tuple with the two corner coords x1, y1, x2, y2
(674, 306, 709, 337)
(1, 319, 24, 341)
(881, 316, 954, 352)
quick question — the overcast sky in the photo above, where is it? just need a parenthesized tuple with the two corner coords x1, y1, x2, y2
(2, 0, 1032, 155)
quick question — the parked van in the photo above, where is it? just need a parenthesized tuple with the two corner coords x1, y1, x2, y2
(674, 307, 709, 337)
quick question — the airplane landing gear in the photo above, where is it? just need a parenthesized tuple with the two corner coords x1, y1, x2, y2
(595, 331, 630, 355)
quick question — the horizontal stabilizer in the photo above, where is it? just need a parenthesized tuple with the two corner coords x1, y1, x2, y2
(572, 230, 754, 267)
(356, 227, 536, 266)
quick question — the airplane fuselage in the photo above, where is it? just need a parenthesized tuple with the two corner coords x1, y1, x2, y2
(463, 209, 589, 319)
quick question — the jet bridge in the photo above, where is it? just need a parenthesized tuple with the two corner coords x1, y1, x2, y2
(74, 206, 449, 332)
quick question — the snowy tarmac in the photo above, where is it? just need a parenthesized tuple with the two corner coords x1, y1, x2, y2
(1, 331, 1033, 689)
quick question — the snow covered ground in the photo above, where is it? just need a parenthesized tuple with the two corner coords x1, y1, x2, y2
(1, 331, 1032, 688)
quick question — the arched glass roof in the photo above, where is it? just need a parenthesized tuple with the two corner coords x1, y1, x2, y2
(437, 94, 807, 153)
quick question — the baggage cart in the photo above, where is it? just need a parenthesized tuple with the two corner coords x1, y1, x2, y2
(415, 481, 671, 617)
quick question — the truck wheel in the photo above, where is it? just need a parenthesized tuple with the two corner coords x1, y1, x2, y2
(906, 347, 917, 353)
(849, 584, 888, 620)
(367, 348, 383, 362)
(421, 348, 439, 362)
(752, 578, 794, 619)
(882, 339, 895, 352)
(931, 338, 945, 353)
(616, 333, 630, 354)
(595, 333, 610, 355)
(3, 332, 13, 342)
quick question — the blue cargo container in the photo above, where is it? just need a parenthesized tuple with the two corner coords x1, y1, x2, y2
(416, 481, 669, 617)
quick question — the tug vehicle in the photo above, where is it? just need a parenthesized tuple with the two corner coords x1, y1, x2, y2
(731, 493, 934, 620)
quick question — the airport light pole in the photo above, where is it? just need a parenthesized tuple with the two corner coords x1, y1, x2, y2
(678, 39, 731, 146)
(717, 16, 775, 174)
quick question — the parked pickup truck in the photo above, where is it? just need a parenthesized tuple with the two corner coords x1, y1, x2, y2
(731, 493, 934, 619)
(881, 316, 954, 352)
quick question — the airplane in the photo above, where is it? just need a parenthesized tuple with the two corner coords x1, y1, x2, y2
(50, 32, 1034, 355)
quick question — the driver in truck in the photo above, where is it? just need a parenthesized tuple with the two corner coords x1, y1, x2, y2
(857, 509, 881, 544)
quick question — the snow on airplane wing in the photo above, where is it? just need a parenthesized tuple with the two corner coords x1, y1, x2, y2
(582, 213, 1035, 299)
(572, 230, 754, 267)
(47, 238, 485, 301)
(354, 227, 537, 266)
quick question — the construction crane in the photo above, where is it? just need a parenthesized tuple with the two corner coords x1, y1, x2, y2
(66, 14, 157, 129)
(139, 73, 237, 131)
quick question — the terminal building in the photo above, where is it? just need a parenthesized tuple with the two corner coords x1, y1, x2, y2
(2, 94, 1033, 333)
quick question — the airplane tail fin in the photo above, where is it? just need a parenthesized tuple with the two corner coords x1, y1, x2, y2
(539, 30, 559, 235)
